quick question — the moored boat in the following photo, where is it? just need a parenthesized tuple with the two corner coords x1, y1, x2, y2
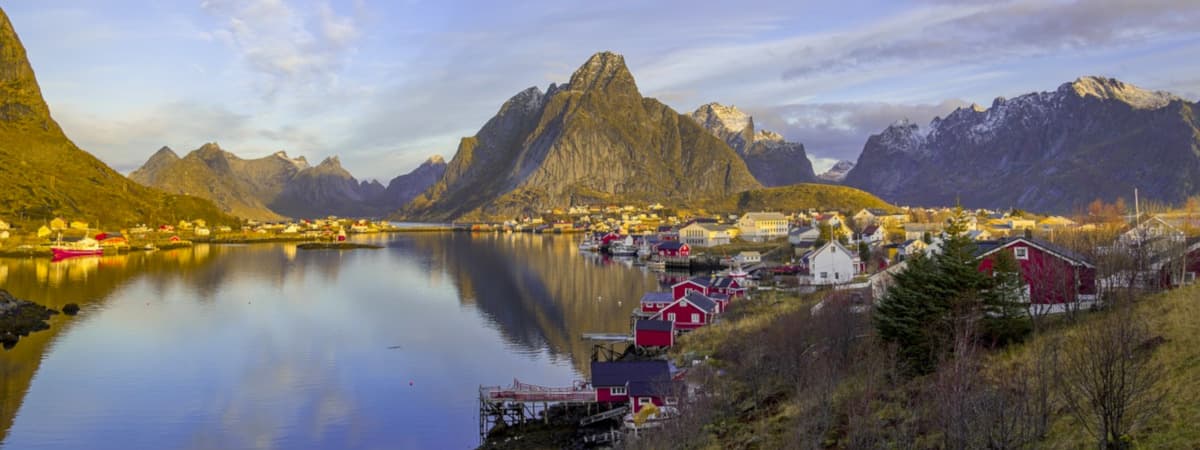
(51, 237, 103, 259)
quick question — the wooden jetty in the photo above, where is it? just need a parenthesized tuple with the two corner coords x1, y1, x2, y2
(478, 379, 596, 443)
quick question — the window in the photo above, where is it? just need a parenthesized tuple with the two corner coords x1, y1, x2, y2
(835, 272, 840, 279)
(610, 387, 626, 396)
(667, 313, 676, 322)
(821, 272, 828, 278)
(1014, 247, 1029, 260)
(691, 313, 700, 323)
(665, 397, 678, 406)
(639, 397, 653, 406)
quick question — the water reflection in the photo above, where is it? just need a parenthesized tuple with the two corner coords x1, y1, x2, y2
(0, 233, 661, 449)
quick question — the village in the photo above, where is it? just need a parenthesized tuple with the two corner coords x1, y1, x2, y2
(478, 201, 1200, 447)
(0, 216, 409, 258)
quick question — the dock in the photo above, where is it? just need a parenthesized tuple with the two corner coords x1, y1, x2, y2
(580, 332, 633, 342)
(478, 379, 597, 443)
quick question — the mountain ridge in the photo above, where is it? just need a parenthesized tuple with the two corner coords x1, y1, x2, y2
(689, 103, 817, 187)
(843, 76, 1200, 212)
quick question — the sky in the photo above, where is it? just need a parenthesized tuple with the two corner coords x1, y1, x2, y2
(7, 0, 1200, 181)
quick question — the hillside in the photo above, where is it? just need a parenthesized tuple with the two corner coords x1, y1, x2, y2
(844, 77, 1200, 213)
(703, 183, 894, 213)
(400, 51, 761, 221)
(0, 8, 232, 227)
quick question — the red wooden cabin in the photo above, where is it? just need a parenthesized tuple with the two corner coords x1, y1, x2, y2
(639, 292, 675, 314)
(976, 237, 1097, 305)
(634, 319, 674, 348)
(652, 292, 719, 330)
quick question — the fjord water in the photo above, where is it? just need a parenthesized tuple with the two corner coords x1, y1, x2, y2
(0, 233, 660, 449)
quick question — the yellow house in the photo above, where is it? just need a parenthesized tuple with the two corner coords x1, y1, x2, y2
(37, 225, 51, 237)
(69, 220, 89, 230)
(0, 219, 9, 230)
(50, 218, 67, 231)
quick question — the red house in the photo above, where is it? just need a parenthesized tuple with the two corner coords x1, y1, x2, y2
(656, 241, 690, 258)
(976, 237, 1097, 306)
(652, 292, 719, 330)
(639, 292, 675, 314)
(634, 319, 674, 348)
(671, 277, 712, 300)
(591, 360, 673, 414)
(711, 277, 747, 298)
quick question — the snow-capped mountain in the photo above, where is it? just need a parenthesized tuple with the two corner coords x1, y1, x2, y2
(844, 76, 1200, 212)
(817, 160, 855, 182)
(690, 103, 816, 186)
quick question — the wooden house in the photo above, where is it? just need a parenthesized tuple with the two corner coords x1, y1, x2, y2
(634, 319, 674, 348)
(590, 360, 673, 414)
(976, 237, 1097, 310)
(651, 292, 719, 330)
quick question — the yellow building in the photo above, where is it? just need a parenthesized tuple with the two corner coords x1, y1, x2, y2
(50, 218, 67, 231)
(37, 225, 51, 237)
(69, 220, 89, 230)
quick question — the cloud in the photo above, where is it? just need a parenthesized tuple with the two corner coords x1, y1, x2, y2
(750, 100, 969, 162)
(199, 0, 361, 98)
(780, 0, 1200, 81)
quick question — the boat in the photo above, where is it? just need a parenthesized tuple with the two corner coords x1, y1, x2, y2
(51, 237, 103, 259)
(578, 237, 600, 252)
(636, 239, 654, 258)
(610, 237, 638, 257)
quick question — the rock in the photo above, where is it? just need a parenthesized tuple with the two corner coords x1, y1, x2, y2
(62, 303, 80, 315)
(0, 288, 56, 349)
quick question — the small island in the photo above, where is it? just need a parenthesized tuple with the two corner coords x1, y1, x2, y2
(296, 242, 384, 251)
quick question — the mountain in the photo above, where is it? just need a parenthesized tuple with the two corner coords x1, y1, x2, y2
(401, 51, 761, 221)
(844, 77, 1200, 213)
(0, 8, 232, 227)
(380, 156, 446, 209)
(817, 160, 855, 182)
(131, 144, 441, 219)
(270, 156, 382, 218)
(690, 103, 817, 186)
(130, 144, 308, 221)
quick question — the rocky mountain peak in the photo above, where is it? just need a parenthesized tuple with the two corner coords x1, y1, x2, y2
(566, 51, 639, 96)
(876, 119, 927, 155)
(817, 160, 855, 182)
(153, 146, 179, 160)
(754, 129, 785, 143)
(0, 9, 52, 126)
(1060, 76, 1179, 109)
(691, 102, 753, 135)
(425, 155, 445, 165)
(274, 150, 309, 170)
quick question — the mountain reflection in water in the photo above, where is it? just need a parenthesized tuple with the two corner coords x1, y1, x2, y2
(0, 233, 660, 449)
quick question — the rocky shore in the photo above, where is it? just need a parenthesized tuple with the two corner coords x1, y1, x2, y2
(0, 290, 58, 349)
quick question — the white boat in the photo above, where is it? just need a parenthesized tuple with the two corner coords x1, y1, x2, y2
(578, 237, 600, 252)
(636, 239, 654, 258)
(610, 236, 638, 256)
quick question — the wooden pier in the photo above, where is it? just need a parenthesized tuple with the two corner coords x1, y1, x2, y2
(478, 379, 596, 443)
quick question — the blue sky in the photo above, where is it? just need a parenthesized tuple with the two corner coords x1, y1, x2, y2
(7, 0, 1200, 180)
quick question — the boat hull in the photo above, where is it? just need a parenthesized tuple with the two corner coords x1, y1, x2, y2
(51, 248, 104, 258)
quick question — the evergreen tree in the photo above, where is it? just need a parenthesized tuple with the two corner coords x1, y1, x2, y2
(874, 207, 1029, 375)
(979, 248, 1031, 346)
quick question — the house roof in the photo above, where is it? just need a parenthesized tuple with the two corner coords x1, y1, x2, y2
(657, 241, 687, 251)
(975, 237, 1095, 268)
(590, 360, 671, 388)
(866, 208, 889, 216)
(635, 319, 674, 332)
(790, 226, 815, 236)
(741, 212, 787, 221)
(681, 276, 713, 287)
(863, 225, 880, 235)
(640, 292, 674, 304)
(683, 291, 719, 313)
(712, 278, 740, 289)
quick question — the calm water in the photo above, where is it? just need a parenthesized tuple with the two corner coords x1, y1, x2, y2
(0, 233, 662, 449)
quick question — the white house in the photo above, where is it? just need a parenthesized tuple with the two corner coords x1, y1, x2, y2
(800, 241, 861, 285)
(904, 223, 942, 241)
(858, 224, 885, 245)
(788, 226, 820, 245)
(735, 251, 762, 265)
(737, 212, 789, 242)
(679, 222, 733, 247)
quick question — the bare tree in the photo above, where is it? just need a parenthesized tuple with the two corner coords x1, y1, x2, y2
(1057, 310, 1166, 449)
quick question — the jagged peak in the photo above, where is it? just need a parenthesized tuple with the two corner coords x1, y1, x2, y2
(0, 8, 53, 125)
(754, 129, 784, 143)
(566, 51, 638, 96)
(424, 155, 446, 165)
(691, 102, 752, 134)
(501, 86, 545, 113)
(318, 155, 341, 167)
(153, 146, 179, 159)
(888, 118, 916, 129)
(1060, 76, 1180, 109)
